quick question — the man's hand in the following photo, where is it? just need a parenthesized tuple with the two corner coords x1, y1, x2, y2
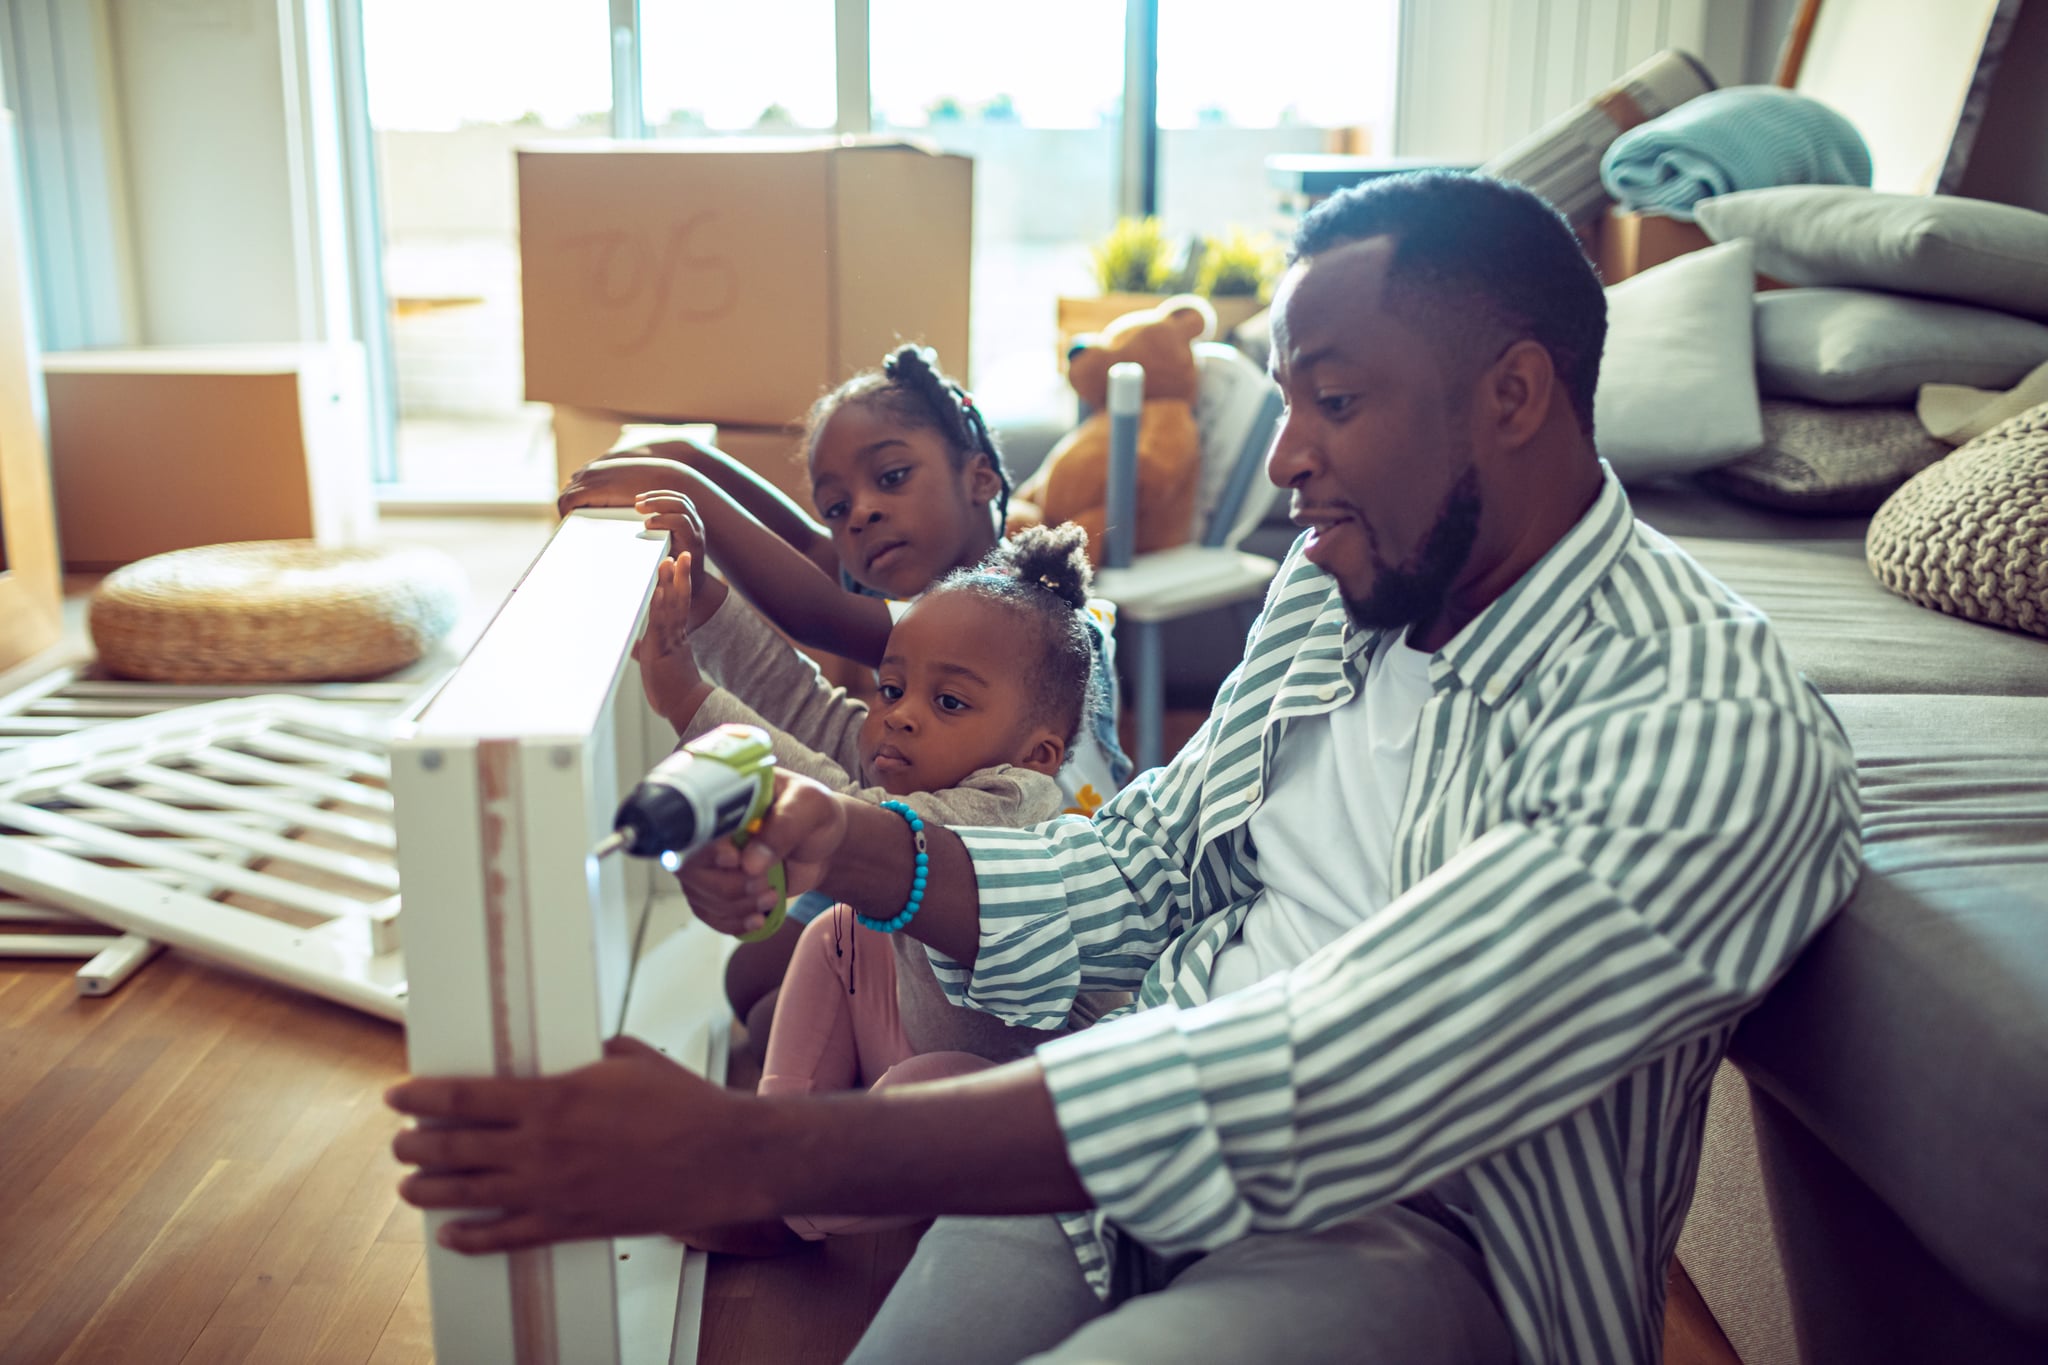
(388, 1035, 774, 1252)
(631, 554, 713, 727)
(679, 768, 850, 936)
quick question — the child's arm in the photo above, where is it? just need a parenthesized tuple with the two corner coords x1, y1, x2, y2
(559, 438, 838, 579)
(642, 496, 877, 775)
(639, 481, 894, 668)
(668, 442, 835, 578)
(632, 554, 716, 733)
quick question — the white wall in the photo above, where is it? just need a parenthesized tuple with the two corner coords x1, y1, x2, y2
(109, 0, 301, 342)
(1395, 0, 1758, 162)
(105, 0, 350, 347)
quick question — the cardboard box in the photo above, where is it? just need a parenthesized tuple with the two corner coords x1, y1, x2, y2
(43, 344, 376, 570)
(549, 405, 808, 507)
(519, 138, 972, 427)
(1596, 208, 1712, 285)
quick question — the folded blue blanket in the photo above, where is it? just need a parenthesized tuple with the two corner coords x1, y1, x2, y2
(1601, 86, 1871, 220)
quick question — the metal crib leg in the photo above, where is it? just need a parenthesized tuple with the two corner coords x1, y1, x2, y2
(1135, 619, 1164, 773)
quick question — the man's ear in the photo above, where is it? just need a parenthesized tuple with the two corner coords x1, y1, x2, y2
(1018, 729, 1067, 778)
(1487, 339, 1560, 449)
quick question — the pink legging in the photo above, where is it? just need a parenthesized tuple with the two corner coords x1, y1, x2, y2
(759, 904, 991, 1239)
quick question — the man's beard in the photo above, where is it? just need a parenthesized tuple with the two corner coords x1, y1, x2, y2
(1341, 465, 1483, 634)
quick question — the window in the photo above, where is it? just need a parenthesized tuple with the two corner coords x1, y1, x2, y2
(1156, 0, 1399, 242)
(640, 0, 838, 136)
(870, 0, 1127, 419)
(363, 0, 611, 495)
(348, 1, 1400, 494)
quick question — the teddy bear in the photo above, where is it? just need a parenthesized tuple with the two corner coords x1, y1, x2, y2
(1008, 294, 1213, 566)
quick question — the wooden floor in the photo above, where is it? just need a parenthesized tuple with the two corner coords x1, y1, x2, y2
(0, 945, 1743, 1365)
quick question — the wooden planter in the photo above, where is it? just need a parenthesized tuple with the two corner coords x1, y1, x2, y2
(1056, 292, 1267, 366)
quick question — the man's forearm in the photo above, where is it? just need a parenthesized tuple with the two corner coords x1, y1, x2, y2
(818, 798, 983, 964)
(755, 1059, 1090, 1218)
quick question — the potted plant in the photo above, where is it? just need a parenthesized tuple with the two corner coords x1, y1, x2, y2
(1056, 217, 1176, 356)
(1056, 221, 1278, 362)
(1194, 227, 1281, 338)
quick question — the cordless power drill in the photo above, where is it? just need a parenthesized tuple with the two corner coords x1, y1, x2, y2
(592, 723, 788, 942)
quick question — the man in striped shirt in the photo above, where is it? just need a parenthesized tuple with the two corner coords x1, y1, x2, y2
(392, 173, 1862, 1364)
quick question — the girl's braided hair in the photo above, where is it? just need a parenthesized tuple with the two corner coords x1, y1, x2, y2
(930, 522, 1099, 746)
(805, 344, 1013, 531)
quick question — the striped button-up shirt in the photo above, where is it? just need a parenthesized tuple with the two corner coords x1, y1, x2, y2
(939, 470, 1862, 1365)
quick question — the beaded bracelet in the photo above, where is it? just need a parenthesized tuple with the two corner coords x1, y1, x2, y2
(856, 800, 928, 933)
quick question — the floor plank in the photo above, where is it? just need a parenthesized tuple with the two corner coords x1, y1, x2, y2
(1666, 1259, 1743, 1365)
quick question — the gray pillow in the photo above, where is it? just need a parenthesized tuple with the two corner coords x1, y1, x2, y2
(1698, 400, 1949, 514)
(1697, 187, 2048, 319)
(1756, 289, 2048, 405)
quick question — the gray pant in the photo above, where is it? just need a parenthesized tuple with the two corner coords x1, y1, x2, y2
(845, 1204, 1514, 1365)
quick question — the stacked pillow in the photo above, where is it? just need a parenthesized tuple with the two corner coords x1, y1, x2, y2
(1684, 188, 2048, 510)
(1593, 240, 1763, 482)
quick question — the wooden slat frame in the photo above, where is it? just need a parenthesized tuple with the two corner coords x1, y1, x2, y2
(0, 696, 406, 1017)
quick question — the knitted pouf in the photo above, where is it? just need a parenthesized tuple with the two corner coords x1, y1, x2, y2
(91, 540, 467, 683)
(1867, 402, 2048, 638)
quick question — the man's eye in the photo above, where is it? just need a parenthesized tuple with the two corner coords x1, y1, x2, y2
(820, 500, 848, 521)
(878, 467, 911, 489)
(934, 693, 968, 713)
(877, 683, 903, 702)
(1317, 394, 1356, 418)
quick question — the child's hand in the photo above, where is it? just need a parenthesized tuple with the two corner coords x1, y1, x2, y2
(636, 492, 726, 629)
(637, 490, 707, 564)
(634, 554, 713, 727)
(558, 456, 695, 518)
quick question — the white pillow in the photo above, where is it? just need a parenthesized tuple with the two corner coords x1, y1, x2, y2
(1594, 239, 1763, 481)
(1696, 187, 2048, 320)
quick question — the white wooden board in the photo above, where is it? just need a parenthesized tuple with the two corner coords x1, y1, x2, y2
(392, 512, 729, 1365)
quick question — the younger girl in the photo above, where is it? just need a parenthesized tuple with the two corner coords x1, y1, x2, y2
(635, 524, 1108, 1247)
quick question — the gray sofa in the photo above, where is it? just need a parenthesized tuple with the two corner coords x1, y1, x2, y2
(1002, 414, 2048, 1361)
(1627, 482, 2048, 1365)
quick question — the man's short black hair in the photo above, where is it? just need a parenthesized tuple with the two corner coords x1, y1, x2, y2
(1290, 172, 1606, 436)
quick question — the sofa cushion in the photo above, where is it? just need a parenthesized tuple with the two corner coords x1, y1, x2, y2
(1695, 187, 2048, 319)
(1698, 400, 1950, 515)
(1756, 289, 2048, 405)
(1665, 534, 2048, 696)
(1628, 477, 1871, 544)
(1595, 240, 1764, 480)
(1731, 694, 2048, 1333)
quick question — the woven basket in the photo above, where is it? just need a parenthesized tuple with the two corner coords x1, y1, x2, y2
(1867, 402, 2048, 639)
(91, 541, 466, 683)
